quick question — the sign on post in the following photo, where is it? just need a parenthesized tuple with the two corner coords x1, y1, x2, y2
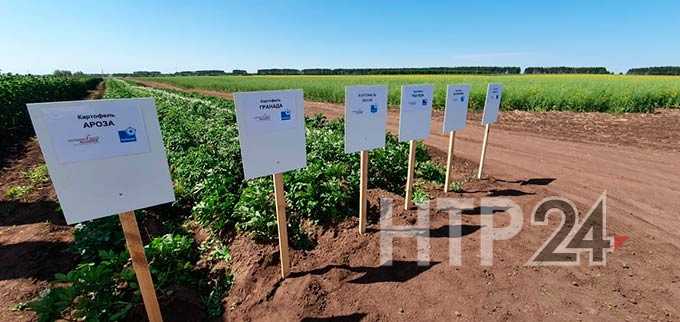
(442, 84, 470, 192)
(477, 84, 503, 179)
(234, 89, 307, 278)
(398, 84, 433, 209)
(345, 85, 388, 233)
(27, 98, 175, 322)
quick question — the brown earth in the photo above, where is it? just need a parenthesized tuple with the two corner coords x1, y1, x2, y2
(131, 79, 680, 322)
(0, 83, 105, 321)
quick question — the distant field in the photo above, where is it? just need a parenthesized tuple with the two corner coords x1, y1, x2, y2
(138, 74, 680, 113)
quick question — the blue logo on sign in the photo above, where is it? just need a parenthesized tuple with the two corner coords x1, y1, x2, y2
(118, 127, 137, 143)
(370, 104, 378, 113)
(461, 96, 465, 102)
(280, 109, 291, 121)
(495, 95, 499, 99)
(422, 99, 428, 106)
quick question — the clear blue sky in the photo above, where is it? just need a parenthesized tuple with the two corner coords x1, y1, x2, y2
(1, 0, 678, 74)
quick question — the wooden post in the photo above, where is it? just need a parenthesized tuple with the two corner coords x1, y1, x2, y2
(404, 140, 417, 210)
(444, 131, 456, 192)
(272, 173, 290, 278)
(119, 211, 163, 322)
(477, 124, 491, 179)
(359, 150, 368, 234)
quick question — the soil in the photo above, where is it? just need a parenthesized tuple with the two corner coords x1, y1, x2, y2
(4, 79, 679, 321)
(0, 83, 105, 321)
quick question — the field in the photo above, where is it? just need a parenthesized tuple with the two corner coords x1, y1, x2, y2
(138, 74, 680, 113)
(3, 76, 680, 321)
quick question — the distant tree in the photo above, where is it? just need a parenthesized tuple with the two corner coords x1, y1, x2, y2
(53, 70, 73, 76)
(232, 69, 248, 75)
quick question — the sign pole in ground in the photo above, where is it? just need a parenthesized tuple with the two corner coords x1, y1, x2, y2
(272, 173, 290, 278)
(477, 83, 503, 179)
(477, 124, 491, 179)
(404, 139, 417, 210)
(444, 131, 456, 192)
(234, 89, 306, 279)
(441, 84, 471, 192)
(359, 150, 369, 233)
(344, 85, 388, 234)
(119, 211, 164, 322)
(28, 99, 175, 322)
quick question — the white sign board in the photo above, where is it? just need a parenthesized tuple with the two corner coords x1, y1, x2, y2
(27, 98, 175, 224)
(398, 84, 434, 142)
(442, 84, 470, 133)
(344, 85, 388, 153)
(234, 89, 307, 179)
(481, 83, 503, 125)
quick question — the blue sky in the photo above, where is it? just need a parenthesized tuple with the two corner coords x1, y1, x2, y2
(1, 1, 678, 74)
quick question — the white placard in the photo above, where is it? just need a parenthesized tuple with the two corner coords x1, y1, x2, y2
(344, 85, 388, 153)
(398, 84, 434, 142)
(27, 98, 175, 224)
(234, 89, 307, 179)
(482, 83, 503, 125)
(442, 84, 470, 133)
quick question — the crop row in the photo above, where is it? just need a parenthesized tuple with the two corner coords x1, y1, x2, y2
(0, 74, 101, 143)
(105, 79, 443, 243)
(139, 74, 680, 113)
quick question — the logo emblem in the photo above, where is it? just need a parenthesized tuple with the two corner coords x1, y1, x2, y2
(370, 104, 378, 113)
(280, 109, 291, 121)
(460, 96, 465, 102)
(422, 99, 428, 106)
(118, 127, 137, 143)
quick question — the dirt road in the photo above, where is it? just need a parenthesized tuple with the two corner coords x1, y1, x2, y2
(133, 80, 680, 321)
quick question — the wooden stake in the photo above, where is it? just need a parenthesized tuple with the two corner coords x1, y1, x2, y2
(118, 211, 163, 322)
(272, 173, 290, 278)
(404, 140, 417, 210)
(359, 150, 368, 234)
(477, 124, 491, 179)
(444, 131, 456, 192)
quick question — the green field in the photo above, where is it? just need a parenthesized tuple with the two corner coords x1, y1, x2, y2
(138, 74, 680, 113)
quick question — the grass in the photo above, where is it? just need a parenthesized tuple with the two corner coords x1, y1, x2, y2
(137, 74, 680, 113)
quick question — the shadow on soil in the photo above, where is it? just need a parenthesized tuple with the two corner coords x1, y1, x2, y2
(290, 260, 441, 284)
(0, 240, 75, 281)
(497, 177, 556, 186)
(301, 313, 368, 322)
(0, 200, 65, 226)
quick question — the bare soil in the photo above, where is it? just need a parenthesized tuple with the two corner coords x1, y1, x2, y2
(0, 83, 105, 321)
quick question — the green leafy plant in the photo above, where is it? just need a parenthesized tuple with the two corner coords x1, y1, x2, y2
(417, 160, 446, 184)
(25, 164, 49, 185)
(4, 185, 31, 200)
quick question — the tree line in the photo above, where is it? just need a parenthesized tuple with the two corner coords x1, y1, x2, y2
(257, 67, 522, 75)
(627, 66, 680, 75)
(524, 67, 610, 74)
(30, 66, 680, 77)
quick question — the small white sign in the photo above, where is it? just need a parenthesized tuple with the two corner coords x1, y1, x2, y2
(442, 84, 470, 133)
(482, 84, 503, 125)
(398, 84, 434, 142)
(344, 85, 388, 153)
(234, 89, 307, 179)
(27, 98, 175, 224)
